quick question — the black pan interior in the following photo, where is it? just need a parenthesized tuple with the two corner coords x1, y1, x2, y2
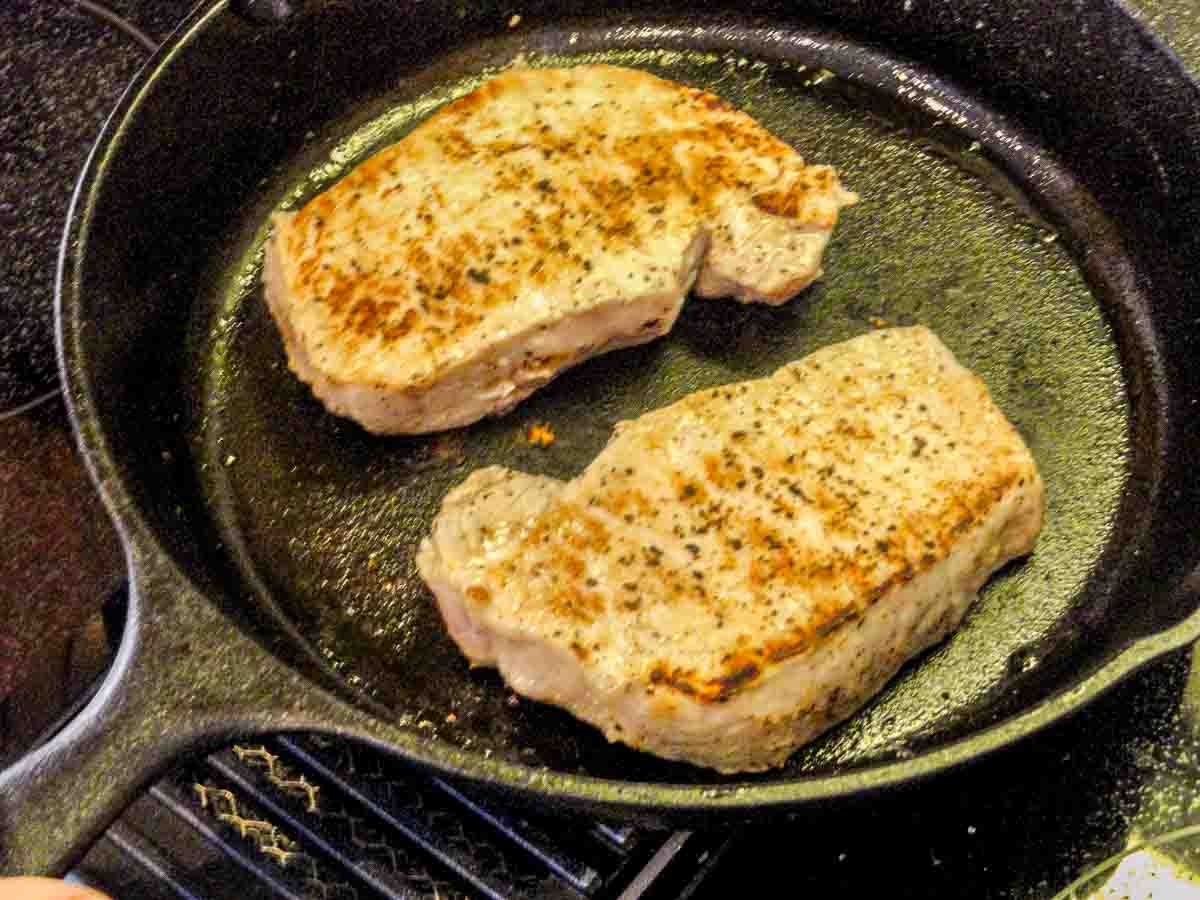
(178, 20, 1142, 785)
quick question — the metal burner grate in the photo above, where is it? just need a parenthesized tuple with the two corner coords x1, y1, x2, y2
(72, 734, 732, 900)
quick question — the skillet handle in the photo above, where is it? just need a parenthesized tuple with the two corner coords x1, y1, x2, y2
(0, 550, 365, 875)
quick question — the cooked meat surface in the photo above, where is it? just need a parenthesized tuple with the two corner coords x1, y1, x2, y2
(264, 64, 856, 434)
(417, 327, 1045, 772)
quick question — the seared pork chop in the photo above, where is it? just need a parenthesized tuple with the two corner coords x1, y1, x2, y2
(265, 64, 856, 434)
(417, 327, 1044, 772)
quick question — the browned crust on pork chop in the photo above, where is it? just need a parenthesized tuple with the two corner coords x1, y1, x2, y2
(417, 327, 1044, 771)
(265, 64, 855, 433)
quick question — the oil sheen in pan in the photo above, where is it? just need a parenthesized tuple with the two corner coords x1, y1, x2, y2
(194, 37, 1128, 782)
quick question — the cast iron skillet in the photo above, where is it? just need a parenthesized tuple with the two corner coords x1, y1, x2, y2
(4, 0, 1200, 876)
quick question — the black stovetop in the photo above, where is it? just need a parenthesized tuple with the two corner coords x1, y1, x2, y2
(1, 2, 1198, 898)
